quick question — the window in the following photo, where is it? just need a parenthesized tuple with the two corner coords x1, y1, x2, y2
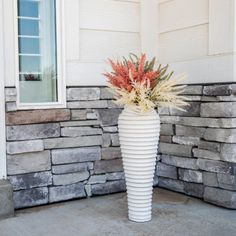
(17, 0, 63, 105)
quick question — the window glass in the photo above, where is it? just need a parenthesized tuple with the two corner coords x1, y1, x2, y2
(18, 0, 39, 18)
(17, 0, 58, 103)
(18, 19, 39, 36)
(19, 38, 40, 54)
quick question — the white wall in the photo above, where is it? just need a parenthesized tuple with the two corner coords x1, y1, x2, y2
(65, 0, 144, 86)
(2, 0, 236, 86)
(3, 0, 160, 86)
(158, 0, 236, 84)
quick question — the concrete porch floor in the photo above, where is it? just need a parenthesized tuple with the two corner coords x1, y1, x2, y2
(0, 188, 236, 236)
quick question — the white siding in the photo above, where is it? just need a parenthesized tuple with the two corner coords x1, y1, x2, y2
(80, 0, 140, 33)
(80, 30, 140, 62)
(158, 0, 209, 63)
(65, 0, 142, 85)
(159, 0, 208, 33)
(158, 0, 236, 84)
(3, 0, 236, 87)
(209, 0, 236, 54)
(159, 24, 208, 62)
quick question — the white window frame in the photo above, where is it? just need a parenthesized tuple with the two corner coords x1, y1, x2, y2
(14, 0, 66, 110)
(0, 0, 7, 179)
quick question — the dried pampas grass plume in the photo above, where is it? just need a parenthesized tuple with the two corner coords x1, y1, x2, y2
(104, 54, 189, 113)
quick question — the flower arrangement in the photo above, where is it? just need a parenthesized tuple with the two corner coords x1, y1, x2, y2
(104, 54, 188, 112)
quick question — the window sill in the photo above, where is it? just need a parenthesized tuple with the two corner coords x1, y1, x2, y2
(16, 102, 67, 110)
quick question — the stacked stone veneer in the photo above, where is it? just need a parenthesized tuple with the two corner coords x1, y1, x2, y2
(4, 84, 236, 209)
(5, 87, 128, 209)
(158, 84, 236, 209)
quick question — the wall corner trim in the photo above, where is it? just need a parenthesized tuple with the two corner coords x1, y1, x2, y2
(0, 0, 7, 179)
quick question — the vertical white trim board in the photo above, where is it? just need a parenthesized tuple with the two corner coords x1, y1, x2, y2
(0, 0, 7, 179)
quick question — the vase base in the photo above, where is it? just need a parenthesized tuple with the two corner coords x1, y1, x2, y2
(128, 216, 152, 223)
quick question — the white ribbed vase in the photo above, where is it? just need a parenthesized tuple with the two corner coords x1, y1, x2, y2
(118, 107, 160, 223)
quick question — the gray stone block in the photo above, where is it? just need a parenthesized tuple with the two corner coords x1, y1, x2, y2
(156, 162, 177, 179)
(179, 169, 203, 183)
(9, 171, 52, 191)
(44, 135, 102, 149)
(52, 162, 93, 174)
(67, 100, 108, 109)
(203, 84, 236, 96)
(202, 172, 218, 187)
(204, 128, 236, 143)
(7, 151, 51, 175)
(88, 175, 107, 184)
(7, 140, 44, 154)
(160, 116, 236, 128)
(49, 183, 86, 203)
(86, 110, 98, 120)
(184, 95, 202, 101)
(200, 102, 236, 117)
(175, 125, 206, 138)
(100, 87, 114, 99)
(52, 147, 101, 164)
(172, 136, 200, 146)
(184, 182, 204, 198)
(170, 102, 200, 117)
(71, 110, 87, 120)
(161, 155, 198, 169)
(67, 88, 100, 101)
(111, 134, 120, 146)
(193, 148, 220, 160)
(198, 141, 221, 152)
(102, 133, 111, 147)
(182, 85, 203, 95)
(13, 187, 48, 209)
(53, 171, 89, 186)
(97, 109, 122, 126)
(204, 187, 236, 209)
(159, 143, 192, 157)
(158, 107, 170, 115)
(5, 88, 17, 102)
(197, 159, 233, 174)
(91, 180, 126, 195)
(107, 100, 123, 109)
(6, 102, 17, 112)
(160, 124, 174, 135)
(160, 135, 172, 143)
(202, 95, 236, 102)
(221, 144, 236, 163)
(217, 173, 236, 190)
(94, 159, 123, 174)
(102, 147, 121, 160)
(102, 126, 118, 133)
(7, 123, 60, 141)
(106, 172, 125, 181)
(60, 120, 100, 127)
(85, 184, 92, 197)
(0, 180, 14, 219)
(158, 177, 184, 193)
(61, 127, 102, 137)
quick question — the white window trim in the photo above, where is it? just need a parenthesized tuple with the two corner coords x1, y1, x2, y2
(14, 0, 66, 110)
(0, 0, 7, 179)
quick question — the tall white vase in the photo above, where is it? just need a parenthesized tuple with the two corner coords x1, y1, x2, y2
(118, 107, 160, 223)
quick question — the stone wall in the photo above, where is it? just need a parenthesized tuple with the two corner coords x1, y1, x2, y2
(5, 87, 128, 209)
(4, 84, 236, 209)
(158, 84, 236, 209)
